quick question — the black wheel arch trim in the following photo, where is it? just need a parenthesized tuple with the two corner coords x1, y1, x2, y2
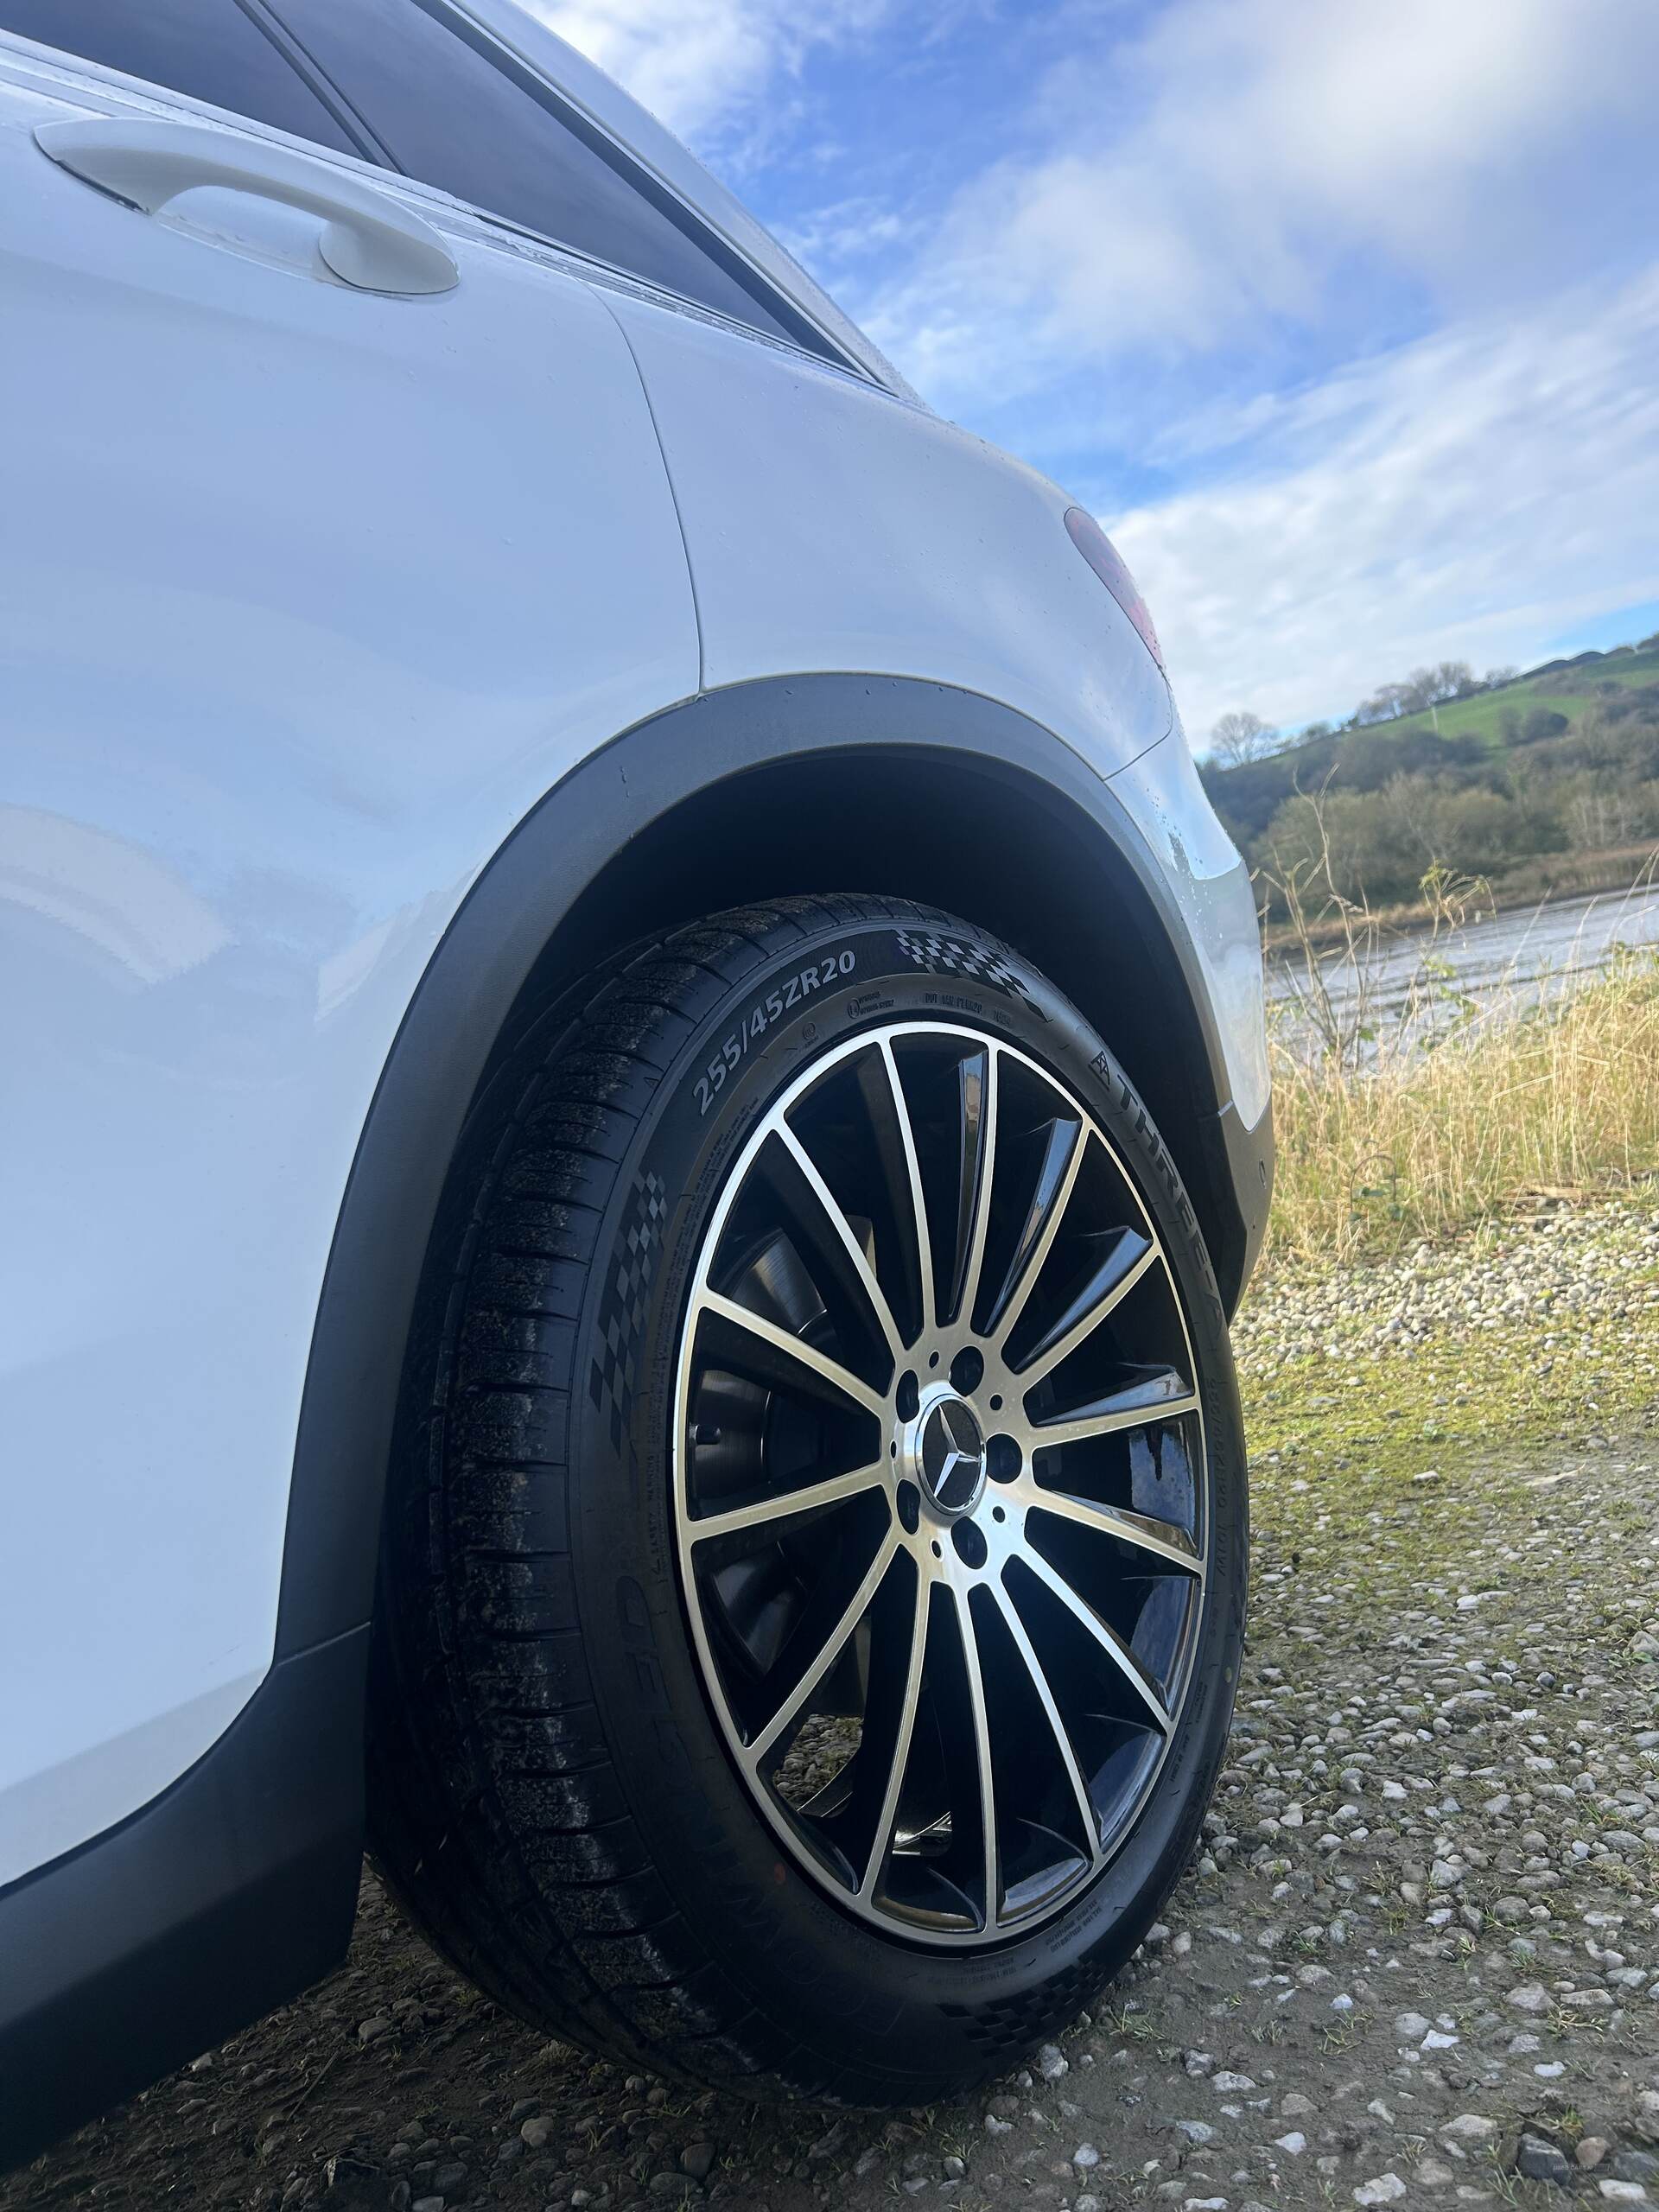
(0, 675, 1271, 2167)
(279, 674, 1266, 1657)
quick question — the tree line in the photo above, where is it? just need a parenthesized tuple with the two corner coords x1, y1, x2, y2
(1202, 656, 1659, 914)
(1208, 658, 1523, 766)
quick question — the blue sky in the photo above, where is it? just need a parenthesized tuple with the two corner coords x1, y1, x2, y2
(537, 0, 1659, 741)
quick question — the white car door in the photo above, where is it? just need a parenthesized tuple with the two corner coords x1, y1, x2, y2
(0, 6, 699, 1879)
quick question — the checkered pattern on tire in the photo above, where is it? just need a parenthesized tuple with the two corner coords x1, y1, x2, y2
(588, 1169, 668, 1454)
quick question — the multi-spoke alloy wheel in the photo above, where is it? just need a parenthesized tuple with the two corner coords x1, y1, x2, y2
(677, 1024, 1208, 1944)
(371, 899, 1246, 2107)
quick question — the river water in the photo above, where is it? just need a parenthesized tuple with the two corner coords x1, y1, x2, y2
(1268, 881, 1659, 1057)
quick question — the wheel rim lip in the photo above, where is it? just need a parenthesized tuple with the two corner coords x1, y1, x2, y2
(671, 1015, 1211, 1950)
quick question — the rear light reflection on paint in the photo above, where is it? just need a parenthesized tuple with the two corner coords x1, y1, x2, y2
(1064, 506, 1164, 671)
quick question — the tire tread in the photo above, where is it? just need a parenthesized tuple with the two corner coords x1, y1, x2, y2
(365, 894, 1238, 2100)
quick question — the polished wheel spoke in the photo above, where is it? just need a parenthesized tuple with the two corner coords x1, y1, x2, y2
(1014, 1237, 1157, 1387)
(696, 1287, 889, 1420)
(746, 1529, 901, 1768)
(774, 1120, 906, 1366)
(1018, 1548, 1173, 1734)
(986, 1117, 1084, 1351)
(879, 1037, 935, 1340)
(690, 1462, 889, 1543)
(953, 1586, 1000, 1929)
(859, 1571, 930, 1901)
(989, 1575, 1101, 1858)
(946, 1044, 999, 1328)
(1025, 1371, 1199, 1452)
(1012, 1478, 1205, 1580)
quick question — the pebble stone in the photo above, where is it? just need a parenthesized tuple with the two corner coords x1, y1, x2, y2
(8, 1200, 1659, 2212)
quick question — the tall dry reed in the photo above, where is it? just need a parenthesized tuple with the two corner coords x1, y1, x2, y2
(1257, 801, 1659, 1265)
(1267, 951, 1659, 1264)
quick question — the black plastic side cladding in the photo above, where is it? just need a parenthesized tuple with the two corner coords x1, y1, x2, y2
(0, 1630, 365, 2171)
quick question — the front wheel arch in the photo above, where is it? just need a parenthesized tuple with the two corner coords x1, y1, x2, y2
(279, 677, 1247, 1672)
(364, 895, 1248, 2101)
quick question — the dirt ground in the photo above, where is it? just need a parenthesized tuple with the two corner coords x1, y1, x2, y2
(9, 1210, 1659, 2212)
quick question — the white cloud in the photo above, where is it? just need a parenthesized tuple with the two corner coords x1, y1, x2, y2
(518, 0, 1659, 747)
(864, 0, 1659, 408)
(1109, 266, 1659, 736)
(524, 0, 889, 145)
(773, 196, 919, 276)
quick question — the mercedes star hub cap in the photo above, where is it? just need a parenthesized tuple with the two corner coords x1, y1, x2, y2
(906, 1388, 986, 1518)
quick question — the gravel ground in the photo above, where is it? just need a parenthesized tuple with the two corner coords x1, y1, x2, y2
(10, 1201, 1659, 2212)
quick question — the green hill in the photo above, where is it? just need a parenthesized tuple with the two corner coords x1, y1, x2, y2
(1203, 637, 1659, 917)
(1334, 641, 1659, 754)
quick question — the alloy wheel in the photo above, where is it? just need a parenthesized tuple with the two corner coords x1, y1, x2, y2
(673, 1022, 1208, 1945)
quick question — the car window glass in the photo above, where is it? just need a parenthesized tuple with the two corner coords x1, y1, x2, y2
(269, 0, 805, 346)
(0, 0, 360, 155)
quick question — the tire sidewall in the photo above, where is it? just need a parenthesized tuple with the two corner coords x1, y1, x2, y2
(571, 908, 1245, 2092)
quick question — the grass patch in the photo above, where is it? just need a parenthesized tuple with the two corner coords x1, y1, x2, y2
(1236, 1197, 1659, 1637)
(1387, 683, 1596, 750)
(1268, 641, 1659, 766)
(1240, 1235, 1659, 1479)
(1266, 952, 1659, 1267)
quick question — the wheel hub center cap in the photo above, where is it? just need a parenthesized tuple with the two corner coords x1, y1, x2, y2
(905, 1388, 987, 1519)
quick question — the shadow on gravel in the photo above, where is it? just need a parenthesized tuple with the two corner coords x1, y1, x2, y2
(3, 1864, 986, 2212)
(9, 1425, 1659, 2212)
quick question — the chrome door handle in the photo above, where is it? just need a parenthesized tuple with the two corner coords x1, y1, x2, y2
(35, 116, 459, 296)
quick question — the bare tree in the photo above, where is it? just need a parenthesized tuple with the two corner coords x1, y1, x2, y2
(1210, 709, 1278, 766)
(1357, 681, 1411, 723)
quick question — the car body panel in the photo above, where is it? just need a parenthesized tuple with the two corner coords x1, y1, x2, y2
(0, 53, 699, 1881)
(607, 292, 1266, 1138)
(0, 0, 1266, 2031)
(608, 294, 1175, 780)
(1109, 725, 1271, 1131)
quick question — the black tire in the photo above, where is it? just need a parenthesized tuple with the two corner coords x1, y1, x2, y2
(365, 894, 1247, 2106)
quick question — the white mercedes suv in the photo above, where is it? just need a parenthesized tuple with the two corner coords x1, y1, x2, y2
(0, 0, 1272, 2163)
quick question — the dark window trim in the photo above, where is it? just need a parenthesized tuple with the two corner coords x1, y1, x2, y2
(3, 0, 863, 374)
(0, 0, 372, 162)
(232, 0, 392, 166)
(270, 0, 858, 372)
